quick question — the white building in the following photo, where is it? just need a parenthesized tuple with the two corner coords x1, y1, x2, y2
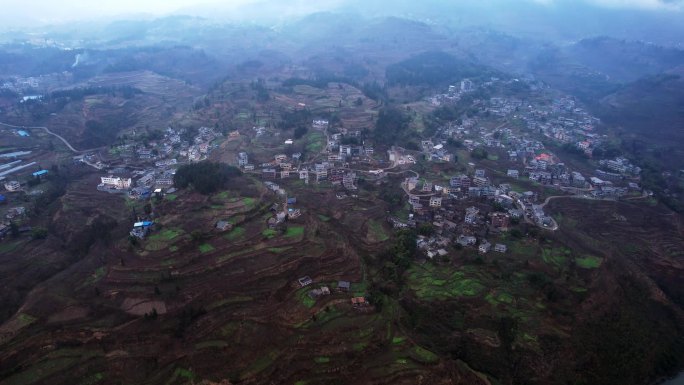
(4, 180, 21, 192)
(100, 176, 132, 190)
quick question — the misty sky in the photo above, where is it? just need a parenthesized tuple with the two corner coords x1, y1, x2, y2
(0, 0, 682, 27)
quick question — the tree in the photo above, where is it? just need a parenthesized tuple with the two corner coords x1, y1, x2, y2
(31, 227, 48, 240)
(174, 161, 241, 195)
(471, 147, 489, 160)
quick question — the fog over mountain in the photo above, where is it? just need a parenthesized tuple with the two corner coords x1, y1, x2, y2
(2, 0, 684, 45)
(0, 1, 683, 385)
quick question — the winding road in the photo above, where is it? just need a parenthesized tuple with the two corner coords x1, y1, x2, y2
(0, 121, 99, 153)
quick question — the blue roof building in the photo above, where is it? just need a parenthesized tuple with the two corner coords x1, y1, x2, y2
(17, 130, 29, 137)
(32, 170, 49, 177)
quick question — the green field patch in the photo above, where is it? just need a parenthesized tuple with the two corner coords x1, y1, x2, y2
(207, 296, 253, 310)
(541, 247, 569, 268)
(79, 372, 104, 385)
(351, 281, 368, 297)
(199, 243, 215, 253)
(576, 255, 603, 269)
(225, 226, 245, 241)
(216, 191, 231, 200)
(211, 204, 224, 210)
(17, 313, 38, 327)
(262, 229, 278, 238)
(367, 220, 389, 242)
(487, 154, 499, 161)
(486, 291, 515, 306)
(151, 229, 183, 241)
(242, 197, 256, 210)
(392, 336, 407, 345)
(295, 287, 316, 308)
(217, 246, 258, 263)
(0, 240, 25, 253)
(195, 340, 228, 350)
(165, 194, 178, 201)
(268, 247, 291, 254)
(161, 258, 177, 267)
(313, 356, 330, 364)
(80, 266, 106, 288)
(353, 342, 368, 351)
(4, 357, 80, 385)
(243, 350, 280, 378)
(408, 265, 485, 300)
(305, 132, 325, 152)
(285, 226, 305, 238)
(409, 346, 439, 364)
(317, 214, 331, 222)
(169, 246, 179, 252)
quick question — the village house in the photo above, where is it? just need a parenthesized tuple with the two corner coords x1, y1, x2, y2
(99, 176, 132, 190)
(4, 180, 21, 192)
(456, 235, 477, 247)
(216, 220, 233, 232)
(429, 196, 442, 208)
(494, 244, 507, 253)
(478, 241, 492, 254)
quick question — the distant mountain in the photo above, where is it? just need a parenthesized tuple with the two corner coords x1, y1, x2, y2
(599, 68, 684, 159)
(566, 37, 684, 83)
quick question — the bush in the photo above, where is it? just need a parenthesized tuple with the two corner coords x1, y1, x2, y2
(174, 161, 241, 195)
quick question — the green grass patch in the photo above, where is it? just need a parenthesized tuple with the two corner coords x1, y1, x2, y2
(285, 226, 304, 238)
(295, 287, 316, 308)
(486, 291, 515, 306)
(410, 346, 439, 364)
(392, 336, 407, 345)
(306, 132, 325, 152)
(576, 255, 603, 269)
(207, 296, 253, 310)
(243, 350, 279, 378)
(243, 197, 256, 210)
(317, 214, 331, 222)
(541, 247, 569, 268)
(165, 194, 178, 201)
(407, 264, 485, 300)
(149, 229, 183, 241)
(353, 342, 368, 351)
(268, 247, 290, 254)
(225, 226, 245, 241)
(0, 240, 24, 253)
(314, 356, 330, 364)
(199, 243, 215, 253)
(262, 229, 278, 238)
(367, 220, 389, 242)
(79, 372, 104, 385)
(17, 313, 37, 327)
(487, 154, 499, 161)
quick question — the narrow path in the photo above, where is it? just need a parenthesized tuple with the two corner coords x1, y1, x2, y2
(0, 121, 99, 153)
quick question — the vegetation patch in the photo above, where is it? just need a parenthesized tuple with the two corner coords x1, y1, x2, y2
(262, 229, 278, 238)
(199, 243, 215, 253)
(409, 346, 439, 364)
(541, 247, 570, 268)
(367, 220, 390, 242)
(576, 255, 603, 269)
(313, 356, 330, 364)
(407, 264, 485, 300)
(285, 226, 305, 238)
(225, 226, 245, 241)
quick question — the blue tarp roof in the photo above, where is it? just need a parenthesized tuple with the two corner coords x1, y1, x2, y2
(32, 170, 48, 177)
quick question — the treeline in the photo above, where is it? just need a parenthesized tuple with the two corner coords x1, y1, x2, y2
(386, 51, 486, 87)
(173, 161, 241, 195)
(280, 75, 387, 102)
(372, 107, 411, 146)
(50, 86, 142, 101)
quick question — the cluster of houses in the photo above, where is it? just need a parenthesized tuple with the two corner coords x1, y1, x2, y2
(297, 276, 367, 308)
